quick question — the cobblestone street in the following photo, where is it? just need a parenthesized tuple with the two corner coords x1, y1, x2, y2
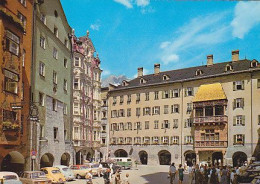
(69, 165, 189, 184)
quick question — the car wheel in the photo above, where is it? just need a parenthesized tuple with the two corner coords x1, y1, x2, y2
(76, 174, 81, 179)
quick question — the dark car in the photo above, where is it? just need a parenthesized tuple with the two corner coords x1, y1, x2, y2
(100, 162, 121, 174)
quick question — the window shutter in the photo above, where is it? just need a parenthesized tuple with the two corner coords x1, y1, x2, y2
(257, 79, 260, 88)
(152, 107, 154, 115)
(242, 81, 245, 90)
(169, 90, 172, 98)
(168, 122, 171, 129)
(243, 134, 245, 144)
(124, 122, 128, 130)
(158, 107, 160, 114)
(184, 119, 187, 128)
(242, 115, 245, 126)
(233, 116, 236, 126)
(241, 98, 244, 109)
(162, 91, 165, 99)
(143, 108, 145, 116)
(233, 135, 236, 144)
(233, 82, 236, 91)
(184, 88, 187, 97)
(233, 99, 236, 110)
(134, 122, 137, 130)
(139, 123, 142, 130)
(161, 122, 164, 129)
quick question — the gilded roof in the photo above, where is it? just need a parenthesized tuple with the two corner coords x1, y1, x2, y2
(193, 83, 227, 102)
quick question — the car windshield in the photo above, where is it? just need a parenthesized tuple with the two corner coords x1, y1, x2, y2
(80, 166, 89, 169)
(62, 168, 69, 172)
(31, 172, 46, 178)
(3, 175, 17, 180)
(127, 159, 131, 161)
(51, 170, 61, 174)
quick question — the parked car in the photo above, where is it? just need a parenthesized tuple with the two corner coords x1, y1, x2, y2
(111, 157, 132, 169)
(54, 165, 74, 181)
(41, 167, 66, 184)
(70, 165, 90, 179)
(20, 171, 52, 184)
(85, 163, 100, 176)
(0, 172, 22, 184)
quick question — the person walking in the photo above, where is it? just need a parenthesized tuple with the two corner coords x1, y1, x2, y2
(169, 162, 177, 184)
(115, 170, 121, 184)
(220, 166, 228, 184)
(177, 164, 184, 184)
(202, 165, 209, 184)
(209, 165, 219, 184)
(188, 166, 194, 184)
(103, 168, 111, 184)
(123, 173, 130, 184)
(194, 164, 203, 184)
(86, 170, 93, 184)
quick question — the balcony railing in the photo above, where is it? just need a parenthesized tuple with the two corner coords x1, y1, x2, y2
(193, 116, 228, 125)
(195, 140, 227, 147)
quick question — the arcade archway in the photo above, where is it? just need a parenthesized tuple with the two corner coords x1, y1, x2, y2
(60, 153, 70, 166)
(233, 152, 247, 167)
(114, 149, 128, 157)
(139, 151, 148, 165)
(158, 150, 171, 165)
(1, 151, 25, 173)
(40, 153, 54, 168)
(212, 152, 223, 166)
(76, 151, 83, 165)
(185, 151, 196, 166)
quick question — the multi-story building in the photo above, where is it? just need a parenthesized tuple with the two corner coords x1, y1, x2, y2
(32, 0, 73, 169)
(108, 50, 260, 167)
(0, 0, 33, 172)
(100, 87, 109, 161)
(71, 31, 102, 164)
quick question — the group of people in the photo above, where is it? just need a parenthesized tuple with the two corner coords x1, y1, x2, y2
(103, 168, 130, 184)
(169, 162, 244, 184)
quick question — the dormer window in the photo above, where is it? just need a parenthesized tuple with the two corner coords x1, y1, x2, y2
(196, 69, 203, 76)
(122, 80, 129, 86)
(163, 75, 169, 81)
(225, 64, 233, 72)
(251, 60, 258, 68)
(140, 78, 146, 84)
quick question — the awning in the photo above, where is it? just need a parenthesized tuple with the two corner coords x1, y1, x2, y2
(193, 83, 227, 102)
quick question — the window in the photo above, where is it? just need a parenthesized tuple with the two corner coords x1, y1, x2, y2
(3, 110, 17, 122)
(64, 58, 68, 68)
(127, 108, 131, 117)
(53, 71, 57, 84)
(162, 120, 170, 129)
(226, 64, 233, 71)
(40, 13, 46, 24)
(185, 136, 193, 144)
(143, 137, 150, 144)
(136, 93, 140, 103)
(120, 96, 124, 104)
(171, 104, 179, 113)
(136, 108, 141, 117)
(64, 39, 69, 48)
(53, 47, 58, 59)
(233, 115, 245, 126)
(187, 103, 192, 114)
(73, 103, 79, 115)
(162, 90, 170, 99)
(257, 79, 260, 88)
(185, 87, 193, 96)
(145, 92, 149, 101)
(162, 136, 169, 144)
(52, 98, 57, 111)
(172, 89, 180, 98)
(164, 105, 169, 114)
(17, 12, 26, 29)
(39, 62, 45, 77)
(215, 105, 224, 116)
(6, 30, 20, 55)
(134, 137, 141, 144)
(152, 106, 160, 115)
(233, 98, 244, 109)
(251, 60, 258, 68)
(145, 121, 149, 129)
(74, 78, 79, 89)
(39, 92, 44, 106)
(196, 69, 203, 76)
(154, 91, 159, 100)
(234, 134, 245, 145)
(53, 127, 58, 140)
(153, 136, 159, 144)
(22, 49, 25, 67)
(195, 107, 203, 117)
(233, 81, 244, 91)
(173, 119, 178, 128)
(119, 123, 124, 131)
(111, 110, 117, 118)
(143, 107, 151, 116)
(136, 122, 141, 130)
(154, 120, 159, 129)
(126, 137, 132, 144)
(54, 27, 58, 37)
(74, 57, 80, 67)
(201, 129, 219, 141)
(171, 136, 179, 144)
(113, 96, 117, 105)
(63, 104, 67, 115)
(40, 36, 46, 49)
(127, 95, 131, 103)
(163, 75, 168, 80)
(205, 106, 213, 116)
(18, 0, 26, 6)
(127, 122, 132, 130)
(64, 79, 67, 91)
(119, 109, 125, 117)
(3, 69, 18, 94)
(40, 125, 45, 138)
(185, 118, 193, 128)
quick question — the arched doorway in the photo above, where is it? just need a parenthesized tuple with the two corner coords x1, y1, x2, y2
(86, 152, 92, 161)
(139, 151, 148, 165)
(60, 153, 70, 166)
(40, 153, 54, 168)
(76, 151, 83, 165)
(100, 152, 103, 161)
(114, 149, 128, 157)
(233, 152, 247, 167)
(158, 150, 171, 165)
(212, 152, 223, 166)
(185, 151, 196, 167)
(1, 151, 25, 173)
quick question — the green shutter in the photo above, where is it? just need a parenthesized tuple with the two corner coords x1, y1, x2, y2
(233, 135, 236, 145)
(242, 81, 245, 90)
(242, 115, 245, 126)
(233, 116, 236, 126)
(241, 98, 244, 109)
(233, 82, 236, 91)
(184, 88, 187, 97)
(243, 134, 245, 144)
(233, 99, 236, 110)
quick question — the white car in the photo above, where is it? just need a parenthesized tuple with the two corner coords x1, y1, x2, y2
(0, 172, 22, 184)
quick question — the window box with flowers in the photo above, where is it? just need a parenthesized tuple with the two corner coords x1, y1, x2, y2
(134, 143, 141, 145)
(2, 121, 20, 131)
(163, 142, 169, 145)
(235, 141, 244, 145)
(152, 142, 159, 145)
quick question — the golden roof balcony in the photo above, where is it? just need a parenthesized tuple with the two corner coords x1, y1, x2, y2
(195, 140, 228, 148)
(193, 115, 228, 126)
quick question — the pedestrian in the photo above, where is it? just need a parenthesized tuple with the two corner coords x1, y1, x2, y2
(98, 162, 103, 177)
(230, 169, 235, 184)
(177, 164, 184, 184)
(103, 168, 111, 184)
(220, 166, 228, 184)
(195, 164, 203, 184)
(202, 164, 209, 184)
(123, 173, 130, 184)
(86, 170, 93, 184)
(188, 166, 193, 184)
(169, 162, 176, 184)
(115, 169, 121, 184)
(209, 165, 219, 184)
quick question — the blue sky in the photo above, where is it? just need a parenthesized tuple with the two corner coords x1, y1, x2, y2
(61, 0, 260, 79)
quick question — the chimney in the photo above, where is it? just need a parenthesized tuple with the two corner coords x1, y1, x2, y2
(207, 55, 213, 66)
(137, 67, 143, 77)
(154, 64, 160, 74)
(232, 50, 239, 61)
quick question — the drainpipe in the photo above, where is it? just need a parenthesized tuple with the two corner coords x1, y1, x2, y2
(251, 72, 253, 160)
(181, 82, 184, 165)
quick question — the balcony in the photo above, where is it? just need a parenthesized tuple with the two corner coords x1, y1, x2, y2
(193, 116, 227, 125)
(195, 140, 227, 148)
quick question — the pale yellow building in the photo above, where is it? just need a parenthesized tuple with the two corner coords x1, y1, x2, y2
(107, 50, 260, 166)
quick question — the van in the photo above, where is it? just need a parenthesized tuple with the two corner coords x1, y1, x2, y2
(111, 157, 132, 169)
